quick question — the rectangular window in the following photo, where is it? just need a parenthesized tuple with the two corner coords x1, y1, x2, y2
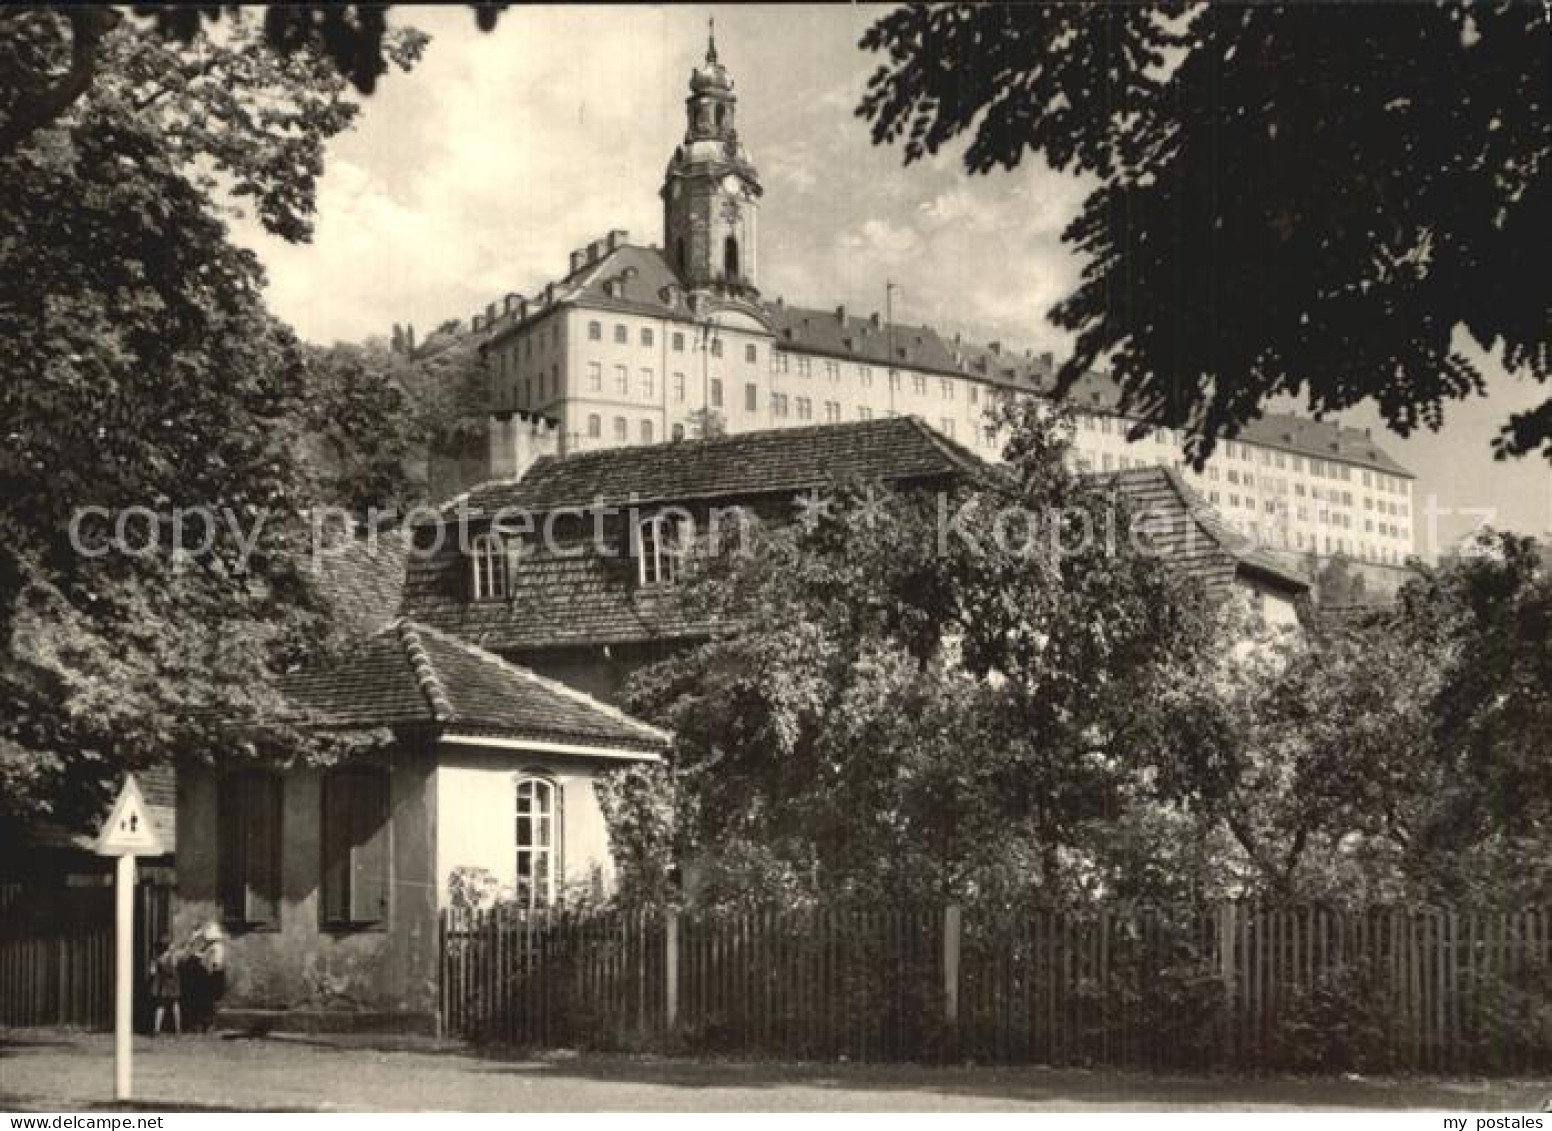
(588, 320, 601, 341)
(641, 327, 654, 348)
(614, 365, 629, 395)
(641, 420, 654, 443)
(940, 417, 955, 437)
(941, 379, 953, 400)
(711, 338, 723, 358)
(587, 414, 601, 438)
(613, 416, 627, 440)
(614, 324, 628, 344)
(587, 361, 602, 392)
(746, 344, 758, 364)
(796, 356, 811, 378)
(796, 396, 812, 421)
(710, 379, 723, 408)
(640, 368, 655, 399)
(321, 767, 389, 927)
(912, 375, 927, 395)
(638, 513, 688, 587)
(745, 383, 757, 412)
(859, 366, 872, 386)
(773, 393, 789, 418)
(889, 371, 901, 390)
(969, 385, 979, 405)
(218, 771, 282, 927)
(857, 406, 872, 421)
(825, 401, 841, 422)
(825, 361, 840, 382)
(672, 331, 685, 352)
(673, 372, 686, 402)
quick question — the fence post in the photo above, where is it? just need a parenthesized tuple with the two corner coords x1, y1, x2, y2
(665, 909, 680, 1031)
(1219, 902, 1237, 1064)
(943, 903, 962, 1031)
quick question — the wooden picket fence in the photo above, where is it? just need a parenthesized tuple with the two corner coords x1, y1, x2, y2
(0, 877, 172, 1029)
(0, 928, 114, 1028)
(441, 902, 1552, 1072)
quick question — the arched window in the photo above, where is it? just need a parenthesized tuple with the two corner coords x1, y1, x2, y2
(470, 533, 507, 601)
(723, 235, 740, 280)
(515, 775, 560, 909)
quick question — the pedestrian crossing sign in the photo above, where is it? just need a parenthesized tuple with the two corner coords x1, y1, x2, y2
(94, 774, 163, 856)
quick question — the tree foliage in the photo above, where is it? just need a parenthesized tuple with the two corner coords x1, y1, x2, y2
(859, 3, 1551, 464)
(0, 4, 468, 157)
(625, 405, 1219, 907)
(0, 12, 423, 825)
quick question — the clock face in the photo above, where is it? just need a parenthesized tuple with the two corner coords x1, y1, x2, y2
(721, 173, 742, 195)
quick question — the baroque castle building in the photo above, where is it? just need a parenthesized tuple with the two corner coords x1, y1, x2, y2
(444, 32, 1416, 571)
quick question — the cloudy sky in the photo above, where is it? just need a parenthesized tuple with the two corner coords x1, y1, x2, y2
(233, 3, 1550, 552)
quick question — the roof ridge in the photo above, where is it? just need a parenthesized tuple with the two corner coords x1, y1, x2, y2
(403, 620, 671, 746)
(394, 618, 457, 723)
(903, 415, 1000, 483)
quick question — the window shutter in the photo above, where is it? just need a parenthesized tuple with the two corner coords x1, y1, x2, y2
(216, 778, 245, 923)
(321, 771, 351, 924)
(350, 772, 390, 924)
(244, 775, 282, 926)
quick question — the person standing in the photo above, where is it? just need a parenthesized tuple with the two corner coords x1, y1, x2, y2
(147, 935, 182, 1036)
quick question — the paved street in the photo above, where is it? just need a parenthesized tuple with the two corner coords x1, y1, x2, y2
(2, 1029, 1547, 1112)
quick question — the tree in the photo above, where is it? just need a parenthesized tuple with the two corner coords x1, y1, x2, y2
(0, 4, 484, 157)
(859, 4, 1551, 464)
(300, 333, 488, 517)
(1148, 602, 1434, 901)
(1395, 530, 1552, 902)
(0, 13, 423, 825)
(625, 403, 1217, 907)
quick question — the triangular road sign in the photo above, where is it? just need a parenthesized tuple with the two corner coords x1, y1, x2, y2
(94, 774, 163, 856)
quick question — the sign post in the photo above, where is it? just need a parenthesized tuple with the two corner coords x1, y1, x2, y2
(93, 774, 163, 1104)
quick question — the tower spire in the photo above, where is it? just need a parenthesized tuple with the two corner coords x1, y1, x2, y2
(707, 17, 717, 64)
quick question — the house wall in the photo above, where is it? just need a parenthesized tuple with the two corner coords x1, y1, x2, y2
(174, 742, 440, 1029)
(433, 745, 620, 905)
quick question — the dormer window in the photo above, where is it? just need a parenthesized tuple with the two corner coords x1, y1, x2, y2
(637, 512, 691, 587)
(471, 533, 509, 600)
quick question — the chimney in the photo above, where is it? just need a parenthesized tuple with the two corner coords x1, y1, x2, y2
(869, 312, 881, 328)
(835, 305, 846, 323)
(989, 341, 1001, 356)
(774, 295, 785, 309)
(588, 239, 606, 263)
(486, 302, 497, 323)
(607, 229, 629, 250)
(570, 249, 586, 273)
(503, 292, 523, 314)
(543, 282, 555, 305)
(472, 314, 486, 332)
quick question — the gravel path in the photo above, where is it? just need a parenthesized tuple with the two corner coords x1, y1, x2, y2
(2, 1029, 1547, 1112)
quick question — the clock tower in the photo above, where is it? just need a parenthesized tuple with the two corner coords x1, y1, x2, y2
(662, 24, 761, 298)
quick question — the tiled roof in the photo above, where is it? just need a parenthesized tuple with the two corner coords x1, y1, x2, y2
(1093, 466, 1312, 597)
(445, 416, 994, 518)
(402, 539, 709, 649)
(281, 619, 668, 755)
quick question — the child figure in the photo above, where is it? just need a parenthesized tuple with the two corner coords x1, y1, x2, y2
(148, 934, 182, 1036)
